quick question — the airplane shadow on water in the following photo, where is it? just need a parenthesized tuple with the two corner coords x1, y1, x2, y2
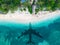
(0, 18, 60, 45)
(18, 23, 43, 45)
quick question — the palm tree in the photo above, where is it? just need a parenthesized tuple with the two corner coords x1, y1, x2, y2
(0, 0, 60, 14)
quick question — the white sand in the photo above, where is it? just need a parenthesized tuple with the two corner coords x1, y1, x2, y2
(0, 10, 60, 24)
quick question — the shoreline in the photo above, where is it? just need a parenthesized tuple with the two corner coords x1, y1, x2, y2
(0, 10, 60, 23)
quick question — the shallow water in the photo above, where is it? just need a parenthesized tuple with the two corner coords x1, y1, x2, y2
(0, 15, 60, 45)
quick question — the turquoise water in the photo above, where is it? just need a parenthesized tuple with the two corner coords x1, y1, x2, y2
(0, 15, 60, 45)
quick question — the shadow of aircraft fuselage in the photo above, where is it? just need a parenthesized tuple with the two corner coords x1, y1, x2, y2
(18, 23, 43, 45)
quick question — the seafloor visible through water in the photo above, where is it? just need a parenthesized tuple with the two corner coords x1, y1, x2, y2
(0, 15, 60, 45)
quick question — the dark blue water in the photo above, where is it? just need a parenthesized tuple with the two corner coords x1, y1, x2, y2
(0, 16, 60, 45)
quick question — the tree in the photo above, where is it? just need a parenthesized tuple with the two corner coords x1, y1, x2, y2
(0, 0, 60, 14)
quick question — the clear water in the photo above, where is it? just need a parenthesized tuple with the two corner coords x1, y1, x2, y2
(0, 15, 60, 45)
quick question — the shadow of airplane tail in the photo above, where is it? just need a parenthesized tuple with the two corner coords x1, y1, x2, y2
(26, 41, 35, 45)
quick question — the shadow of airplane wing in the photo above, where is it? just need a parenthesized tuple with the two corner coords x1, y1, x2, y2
(18, 30, 28, 39)
(32, 31, 43, 38)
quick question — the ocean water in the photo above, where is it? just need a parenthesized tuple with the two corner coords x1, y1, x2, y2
(0, 15, 60, 45)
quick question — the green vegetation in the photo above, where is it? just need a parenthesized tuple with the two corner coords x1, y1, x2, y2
(0, 0, 60, 14)
(35, 8, 39, 14)
(28, 5, 32, 14)
(36, 0, 60, 11)
(0, 0, 21, 13)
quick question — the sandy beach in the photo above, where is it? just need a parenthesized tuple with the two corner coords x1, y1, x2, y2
(0, 10, 60, 24)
